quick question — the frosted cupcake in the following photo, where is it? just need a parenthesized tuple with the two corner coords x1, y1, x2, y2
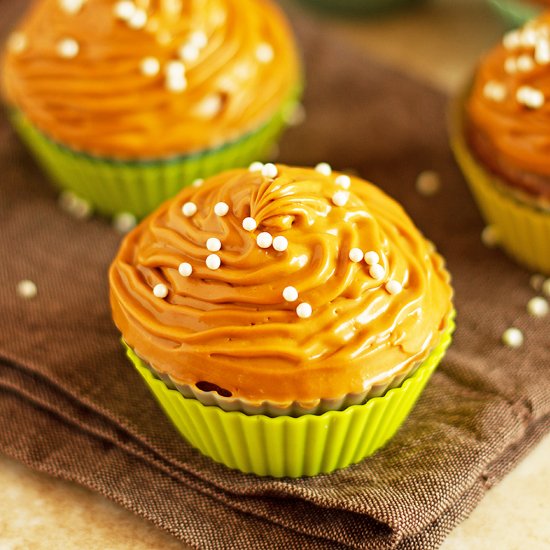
(109, 164, 454, 477)
(1, 0, 302, 218)
(451, 14, 550, 274)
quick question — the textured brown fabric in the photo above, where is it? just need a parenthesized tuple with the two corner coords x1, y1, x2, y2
(1, 3, 549, 549)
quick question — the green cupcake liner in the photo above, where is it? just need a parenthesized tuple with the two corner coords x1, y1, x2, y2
(487, 0, 541, 27)
(125, 315, 454, 478)
(8, 89, 302, 219)
(293, 0, 422, 16)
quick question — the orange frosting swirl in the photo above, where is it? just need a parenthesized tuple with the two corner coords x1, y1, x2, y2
(1, 0, 300, 159)
(467, 14, 550, 198)
(109, 165, 453, 406)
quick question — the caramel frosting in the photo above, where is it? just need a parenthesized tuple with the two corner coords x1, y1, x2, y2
(1, 0, 300, 159)
(109, 165, 453, 406)
(467, 14, 550, 200)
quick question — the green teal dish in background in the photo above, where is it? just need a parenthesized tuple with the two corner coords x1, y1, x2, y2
(293, 0, 422, 16)
(125, 315, 455, 478)
(487, 0, 541, 27)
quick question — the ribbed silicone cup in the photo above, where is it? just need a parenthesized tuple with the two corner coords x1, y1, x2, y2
(450, 96, 550, 275)
(487, 0, 540, 27)
(125, 317, 454, 478)
(8, 89, 301, 219)
(294, 0, 421, 16)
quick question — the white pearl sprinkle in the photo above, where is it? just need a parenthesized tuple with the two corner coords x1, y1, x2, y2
(296, 302, 313, 319)
(140, 57, 160, 77)
(182, 202, 197, 217)
(364, 251, 380, 266)
(128, 8, 147, 29)
(57, 38, 79, 59)
(256, 232, 273, 249)
(348, 248, 363, 263)
(166, 75, 187, 92)
(214, 202, 229, 216)
(335, 174, 351, 189)
(416, 170, 441, 196)
(179, 43, 200, 63)
(58, 191, 92, 219)
(192, 178, 203, 187)
(189, 30, 207, 49)
(153, 283, 168, 298)
(483, 81, 507, 103)
(535, 39, 550, 65)
(530, 273, 545, 292)
(242, 217, 257, 231)
(234, 61, 252, 79)
(194, 94, 222, 119)
(206, 254, 221, 270)
(521, 27, 538, 47)
(206, 237, 222, 252)
(516, 54, 535, 72)
(166, 60, 185, 77)
(369, 264, 386, 280)
(503, 30, 521, 50)
(178, 262, 193, 277)
(315, 162, 332, 176)
(261, 163, 278, 178)
(282, 286, 298, 302)
(385, 280, 403, 295)
(542, 278, 550, 297)
(112, 212, 137, 234)
(527, 296, 549, 318)
(17, 279, 37, 299)
(516, 86, 545, 109)
(332, 190, 350, 207)
(113, 1, 135, 20)
(273, 235, 288, 252)
(7, 32, 27, 54)
(256, 42, 274, 64)
(283, 103, 306, 126)
(59, 0, 85, 15)
(502, 327, 523, 348)
(249, 161, 264, 172)
(481, 225, 499, 248)
(218, 75, 237, 93)
(504, 57, 517, 74)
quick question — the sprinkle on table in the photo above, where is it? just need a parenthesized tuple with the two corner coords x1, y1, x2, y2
(416, 170, 441, 196)
(542, 278, 550, 297)
(112, 212, 137, 234)
(527, 296, 549, 318)
(529, 274, 545, 292)
(481, 225, 499, 248)
(17, 279, 37, 300)
(502, 327, 523, 348)
(153, 283, 168, 298)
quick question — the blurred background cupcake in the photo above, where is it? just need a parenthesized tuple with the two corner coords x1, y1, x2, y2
(292, 0, 422, 16)
(451, 13, 550, 274)
(487, 0, 546, 27)
(1, 0, 302, 219)
(109, 164, 454, 477)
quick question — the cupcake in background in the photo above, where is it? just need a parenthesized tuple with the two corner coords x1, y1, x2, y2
(1, 0, 302, 219)
(109, 164, 454, 477)
(451, 13, 550, 275)
(487, 0, 547, 27)
(293, 0, 421, 16)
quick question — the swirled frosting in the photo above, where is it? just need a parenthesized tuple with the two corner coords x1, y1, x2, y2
(1, 0, 300, 159)
(467, 14, 550, 200)
(109, 165, 453, 405)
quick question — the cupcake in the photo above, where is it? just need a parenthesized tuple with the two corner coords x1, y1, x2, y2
(487, 0, 546, 27)
(109, 164, 454, 477)
(451, 14, 550, 274)
(293, 0, 420, 16)
(1, 0, 302, 219)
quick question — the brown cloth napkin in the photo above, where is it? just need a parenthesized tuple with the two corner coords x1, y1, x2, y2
(1, 3, 549, 549)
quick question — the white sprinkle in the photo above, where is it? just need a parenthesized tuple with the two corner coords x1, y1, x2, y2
(58, 191, 92, 219)
(296, 302, 313, 319)
(189, 30, 207, 49)
(256, 232, 273, 249)
(535, 39, 550, 65)
(112, 212, 137, 234)
(348, 248, 363, 263)
(527, 296, 549, 317)
(516, 86, 545, 109)
(166, 74, 187, 93)
(416, 170, 441, 196)
(516, 54, 535, 72)
(59, 0, 85, 15)
(273, 235, 288, 252)
(242, 217, 257, 231)
(17, 279, 37, 299)
(283, 102, 306, 126)
(364, 251, 380, 265)
(206, 254, 221, 270)
(483, 81, 507, 103)
(192, 178, 203, 187)
(481, 225, 499, 248)
(530, 273, 545, 292)
(332, 190, 350, 207)
(504, 57, 517, 74)
(178, 262, 193, 277)
(140, 57, 160, 77)
(369, 264, 386, 280)
(218, 75, 237, 93)
(315, 162, 332, 176)
(521, 27, 538, 47)
(542, 278, 550, 297)
(282, 286, 298, 302)
(214, 202, 229, 216)
(166, 60, 185, 77)
(113, 0, 135, 20)
(502, 327, 523, 348)
(256, 42, 274, 64)
(153, 283, 168, 298)
(57, 38, 79, 59)
(182, 202, 197, 217)
(234, 61, 252, 79)
(128, 8, 147, 29)
(249, 162, 264, 172)
(7, 32, 27, 54)
(179, 43, 200, 63)
(385, 280, 403, 295)
(261, 163, 278, 178)
(335, 174, 351, 189)
(206, 237, 222, 252)
(194, 94, 222, 119)
(503, 30, 521, 50)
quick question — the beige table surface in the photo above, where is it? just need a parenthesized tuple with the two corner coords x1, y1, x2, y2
(2, 0, 549, 548)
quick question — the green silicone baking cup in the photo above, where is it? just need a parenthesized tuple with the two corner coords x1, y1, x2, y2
(125, 315, 454, 478)
(8, 88, 301, 219)
(294, 0, 421, 16)
(487, 0, 541, 27)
